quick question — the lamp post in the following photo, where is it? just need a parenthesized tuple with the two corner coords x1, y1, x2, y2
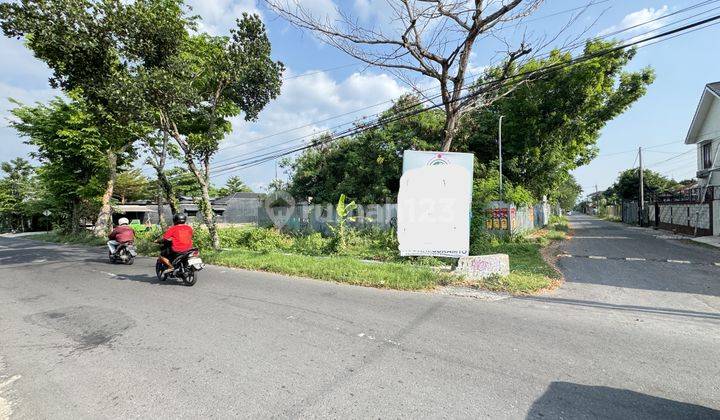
(498, 115, 504, 202)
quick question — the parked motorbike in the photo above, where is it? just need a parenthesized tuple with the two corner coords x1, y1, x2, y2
(155, 248, 204, 286)
(109, 242, 137, 265)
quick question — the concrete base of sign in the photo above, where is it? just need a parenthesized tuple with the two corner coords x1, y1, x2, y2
(454, 254, 510, 279)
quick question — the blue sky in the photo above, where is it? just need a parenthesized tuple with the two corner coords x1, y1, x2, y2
(1, 0, 718, 198)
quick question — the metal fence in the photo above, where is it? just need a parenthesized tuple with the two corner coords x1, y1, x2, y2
(622, 187, 716, 236)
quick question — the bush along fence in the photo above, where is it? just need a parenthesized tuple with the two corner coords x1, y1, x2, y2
(111, 192, 556, 236)
(621, 186, 717, 236)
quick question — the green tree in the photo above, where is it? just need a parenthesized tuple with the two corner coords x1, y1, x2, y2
(285, 95, 444, 204)
(0, 157, 34, 231)
(608, 169, 679, 201)
(553, 176, 583, 211)
(114, 169, 152, 203)
(0, 0, 190, 235)
(152, 15, 284, 249)
(215, 176, 252, 197)
(9, 96, 108, 232)
(166, 167, 203, 199)
(459, 40, 655, 199)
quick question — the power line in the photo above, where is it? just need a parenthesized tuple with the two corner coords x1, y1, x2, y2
(210, 14, 720, 178)
(213, 14, 720, 177)
(279, 0, 617, 80)
(212, 3, 720, 172)
(212, 0, 720, 164)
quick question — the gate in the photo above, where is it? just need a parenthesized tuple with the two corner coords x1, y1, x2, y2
(652, 187, 714, 236)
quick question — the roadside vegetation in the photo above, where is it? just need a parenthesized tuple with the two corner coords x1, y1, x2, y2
(31, 215, 569, 294)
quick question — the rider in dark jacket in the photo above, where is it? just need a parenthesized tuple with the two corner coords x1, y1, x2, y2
(107, 217, 135, 255)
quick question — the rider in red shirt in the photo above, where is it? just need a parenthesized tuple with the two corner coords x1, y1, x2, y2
(157, 213, 194, 270)
(163, 214, 194, 253)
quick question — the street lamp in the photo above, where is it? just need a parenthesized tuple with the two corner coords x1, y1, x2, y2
(498, 115, 504, 202)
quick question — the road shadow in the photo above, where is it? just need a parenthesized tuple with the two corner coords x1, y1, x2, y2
(517, 296, 720, 320)
(110, 273, 187, 287)
(527, 381, 719, 419)
(0, 237, 103, 268)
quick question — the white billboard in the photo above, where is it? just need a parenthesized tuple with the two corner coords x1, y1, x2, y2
(397, 151, 474, 258)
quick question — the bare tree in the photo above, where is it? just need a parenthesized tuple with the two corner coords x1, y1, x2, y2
(264, 0, 557, 151)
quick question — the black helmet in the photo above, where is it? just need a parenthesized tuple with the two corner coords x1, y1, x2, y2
(173, 213, 187, 225)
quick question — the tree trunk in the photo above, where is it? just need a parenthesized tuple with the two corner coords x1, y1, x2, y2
(156, 190, 166, 228)
(441, 110, 459, 152)
(155, 166, 178, 216)
(70, 198, 81, 234)
(93, 150, 118, 237)
(199, 178, 220, 250)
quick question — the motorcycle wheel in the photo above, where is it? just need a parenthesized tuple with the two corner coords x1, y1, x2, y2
(124, 255, 134, 265)
(183, 267, 197, 286)
(108, 251, 114, 263)
(155, 260, 167, 281)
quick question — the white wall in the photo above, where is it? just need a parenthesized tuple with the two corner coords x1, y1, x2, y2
(696, 95, 720, 185)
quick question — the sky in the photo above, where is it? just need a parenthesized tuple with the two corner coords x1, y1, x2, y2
(1, 0, 718, 198)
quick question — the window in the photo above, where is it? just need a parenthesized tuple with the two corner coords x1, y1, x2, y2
(702, 142, 713, 169)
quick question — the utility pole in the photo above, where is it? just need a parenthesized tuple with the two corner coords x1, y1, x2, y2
(638, 147, 644, 226)
(498, 115, 504, 201)
(594, 184, 598, 214)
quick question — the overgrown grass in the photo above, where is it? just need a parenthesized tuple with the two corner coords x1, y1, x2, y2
(468, 240, 561, 294)
(204, 249, 448, 290)
(28, 221, 567, 294)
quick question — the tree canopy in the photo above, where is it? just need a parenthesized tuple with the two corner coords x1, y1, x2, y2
(9, 96, 110, 231)
(605, 169, 679, 202)
(284, 95, 444, 204)
(458, 40, 655, 199)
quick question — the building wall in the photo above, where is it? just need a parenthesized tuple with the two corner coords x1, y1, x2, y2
(696, 95, 720, 185)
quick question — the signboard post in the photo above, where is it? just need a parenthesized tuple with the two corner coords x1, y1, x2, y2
(397, 151, 474, 258)
(42, 210, 51, 233)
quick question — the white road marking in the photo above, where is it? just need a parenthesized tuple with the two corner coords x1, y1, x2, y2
(557, 254, 572, 258)
(625, 257, 646, 261)
(573, 236, 629, 239)
(714, 263, 720, 267)
(588, 256, 607, 260)
(667, 259, 691, 264)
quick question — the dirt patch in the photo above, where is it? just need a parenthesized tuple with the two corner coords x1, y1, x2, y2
(25, 305, 135, 350)
(538, 233, 569, 293)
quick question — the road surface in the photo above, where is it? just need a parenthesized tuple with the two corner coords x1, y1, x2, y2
(0, 215, 718, 418)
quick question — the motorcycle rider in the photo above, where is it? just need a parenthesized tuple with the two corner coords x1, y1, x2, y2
(107, 217, 135, 255)
(157, 213, 194, 271)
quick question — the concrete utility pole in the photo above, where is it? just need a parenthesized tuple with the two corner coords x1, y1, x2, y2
(594, 184, 598, 214)
(639, 147, 644, 226)
(498, 115, 504, 201)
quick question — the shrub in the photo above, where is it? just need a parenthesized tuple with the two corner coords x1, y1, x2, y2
(292, 232, 331, 255)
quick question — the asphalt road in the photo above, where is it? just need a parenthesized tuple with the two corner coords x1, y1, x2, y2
(0, 215, 718, 419)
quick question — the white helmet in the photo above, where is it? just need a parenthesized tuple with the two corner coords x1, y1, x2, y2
(118, 217, 129, 226)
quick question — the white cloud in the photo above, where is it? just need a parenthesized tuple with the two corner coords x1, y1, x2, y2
(209, 68, 407, 183)
(599, 6, 669, 38)
(187, 0, 262, 35)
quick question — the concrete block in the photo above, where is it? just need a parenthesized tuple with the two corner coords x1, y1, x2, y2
(455, 254, 510, 279)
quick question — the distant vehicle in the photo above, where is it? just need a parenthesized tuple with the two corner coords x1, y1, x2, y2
(566, 210, 572, 216)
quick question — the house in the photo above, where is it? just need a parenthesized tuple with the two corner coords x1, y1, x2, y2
(685, 82, 720, 184)
(112, 193, 266, 225)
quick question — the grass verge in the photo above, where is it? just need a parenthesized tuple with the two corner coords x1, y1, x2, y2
(204, 250, 447, 290)
(25, 225, 566, 294)
(468, 241, 562, 294)
(30, 231, 107, 246)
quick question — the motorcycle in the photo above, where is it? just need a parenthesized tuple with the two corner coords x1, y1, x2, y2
(155, 248, 204, 286)
(108, 242, 137, 265)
